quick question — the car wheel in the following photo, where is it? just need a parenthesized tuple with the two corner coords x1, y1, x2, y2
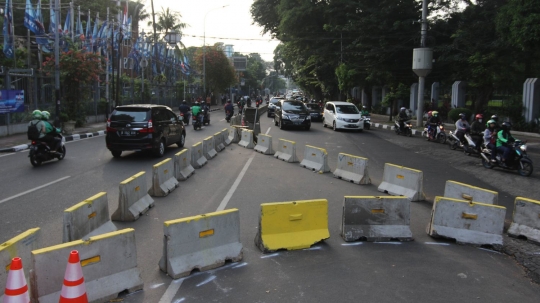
(333, 122, 337, 131)
(279, 118, 285, 130)
(111, 150, 122, 158)
(153, 139, 165, 157)
(274, 118, 278, 126)
(323, 121, 327, 128)
(177, 133, 185, 148)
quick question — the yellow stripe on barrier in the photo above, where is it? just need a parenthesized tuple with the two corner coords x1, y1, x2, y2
(462, 212, 478, 220)
(32, 229, 135, 255)
(175, 149, 188, 157)
(164, 209, 239, 227)
(386, 162, 422, 173)
(340, 153, 368, 160)
(153, 158, 171, 169)
(516, 197, 540, 206)
(280, 139, 296, 144)
(120, 171, 145, 185)
(81, 255, 101, 267)
(199, 229, 214, 238)
(306, 145, 327, 155)
(194, 142, 201, 147)
(64, 192, 107, 213)
(0, 228, 40, 253)
(448, 180, 498, 195)
(433, 196, 506, 209)
(205, 136, 212, 140)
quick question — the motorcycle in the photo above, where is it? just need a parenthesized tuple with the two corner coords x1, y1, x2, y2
(225, 110, 233, 123)
(193, 113, 203, 130)
(29, 134, 66, 167)
(480, 140, 533, 177)
(179, 112, 190, 126)
(361, 115, 371, 130)
(202, 108, 211, 125)
(394, 120, 413, 137)
(448, 128, 478, 155)
(422, 123, 447, 144)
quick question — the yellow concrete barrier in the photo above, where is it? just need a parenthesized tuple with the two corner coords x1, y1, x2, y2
(149, 158, 179, 197)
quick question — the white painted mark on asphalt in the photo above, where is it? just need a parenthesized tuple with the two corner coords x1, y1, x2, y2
(375, 242, 402, 245)
(477, 248, 502, 254)
(216, 156, 254, 211)
(158, 278, 185, 303)
(150, 283, 165, 289)
(260, 253, 279, 259)
(341, 242, 363, 246)
(0, 153, 15, 158)
(232, 262, 248, 269)
(196, 275, 216, 287)
(173, 298, 185, 303)
(265, 127, 271, 135)
(220, 119, 225, 122)
(0, 176, 70, 205)
(303, 246, 321, 251)
(424, 242, 450, 246)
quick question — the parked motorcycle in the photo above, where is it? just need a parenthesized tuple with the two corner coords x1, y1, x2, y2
(422, 123, 447, 144)
(29, 134, 66, 167)
(448, 128, 477, 155)
(362, 115, 371, 130)
(394, 120, 413, 137)
(480, 140, 533, 177)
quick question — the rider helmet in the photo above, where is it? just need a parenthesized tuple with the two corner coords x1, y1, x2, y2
(427, 111, 432, 118)
(182, 100, 186, 104)
(475, 114, 483, 120)
(487, 119, 496, 127)
(32, 110, 42, 119)
(501, 122, 511, 131)
(41, 111, 50, 120)
(432, 111, 438, 117)
(459, 113, 466, 120)
(491, 114, 498, 122)
(400, 107, 406, 112)
(362, 106, 367, 109)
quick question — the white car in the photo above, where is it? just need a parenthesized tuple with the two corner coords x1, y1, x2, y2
(323, 101, 363, 131)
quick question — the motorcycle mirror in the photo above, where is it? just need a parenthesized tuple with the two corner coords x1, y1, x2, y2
(178, 115, 183, 121)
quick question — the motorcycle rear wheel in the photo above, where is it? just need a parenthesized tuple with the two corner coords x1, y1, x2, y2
(30, 155, 42, 167)
(450, 141, 458, 150)
(518, 159, 533, 177)
(58, 146, 66, 160)
(482, 157, 494, 169)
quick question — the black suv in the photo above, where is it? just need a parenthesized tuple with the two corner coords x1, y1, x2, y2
(106, 104, 186, 158)
(274, 100, 311, 130)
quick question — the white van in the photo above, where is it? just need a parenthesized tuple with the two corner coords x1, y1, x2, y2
(323, 101, 363, 131)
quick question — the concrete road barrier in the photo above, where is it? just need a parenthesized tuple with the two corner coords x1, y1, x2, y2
(341, 196, 413, 242)
(222, 128, 232, 146)
(0, 228, 41, 302)
(274, 139, 299, 163)
(378, 163, 425, 201)
(31, 228, 143, 303)
(227, 127, 240, 144)
(63, 192, 117, 243)
(444, 180, 498, 205)
(254, 134, 274, 155)
(149, 158, 179, 197)
(508, 197, 540, 243)
(238, 129, 255, 149)
(254, 199, 329, 253)
(214, 132, 225, 152)
(426, 197, 506, 246)
(174, 149, 195, 181)
(203, 136, 218, 159)
(159, 209, 243, 279)
(191, 142, 208, 168)
(300, 145, 330, 173)
(333, 153, 371, 185)
(111, 172, 155, 222)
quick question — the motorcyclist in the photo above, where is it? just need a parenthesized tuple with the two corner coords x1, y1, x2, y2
(40, 111, 62, 153)
(191, 101, 202, 125)
(27, 110, 46, 141)
(427, 111, 441, 140)
(224, 99, 234, 115)
(398, 107, 409, 131)
(246, 96, 252, 108)
(454, 113, 470, 144)
(487, 114, 499, 130)
(179, 100, 191, 125)
(360, 106, 370, 116)
(483, 119, 498, 162)
(496, 122, 516, 167)
(470, 114, 485, 148)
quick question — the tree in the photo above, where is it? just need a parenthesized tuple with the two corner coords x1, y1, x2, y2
(192, 46, 236, 97)
(147, 7, 186, 39)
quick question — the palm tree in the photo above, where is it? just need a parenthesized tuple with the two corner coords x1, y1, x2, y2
(147, 7, 187, 40)
(129, 0, 150, 37)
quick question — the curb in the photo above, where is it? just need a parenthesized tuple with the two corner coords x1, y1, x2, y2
(371, 122, 424, 137)
(0, 130, 107, 153)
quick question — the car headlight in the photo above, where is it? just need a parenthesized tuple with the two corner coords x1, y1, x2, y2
(520, 145, 527, 152)
(337, 116, 345, 121)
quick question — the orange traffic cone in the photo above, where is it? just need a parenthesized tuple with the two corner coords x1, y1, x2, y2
(59, 250, 88, 303)
(3, 257, 30, 303)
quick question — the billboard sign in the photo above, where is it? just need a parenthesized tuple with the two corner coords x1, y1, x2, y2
(0, 90, 25, 114)
(233, 57, 247, 71)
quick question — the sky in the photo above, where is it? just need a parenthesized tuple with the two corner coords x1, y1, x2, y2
(143, 0, 280, 62)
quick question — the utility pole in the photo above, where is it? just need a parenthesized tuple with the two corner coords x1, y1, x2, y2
(413, 0, 432, 128)
(106, 7, 110, 118)
(54, 0, 61, 127)
(150, 0, 158, 75)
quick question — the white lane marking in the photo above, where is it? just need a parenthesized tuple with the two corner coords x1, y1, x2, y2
(265, 127, 271, 135)
(303, 246, 321, 251)
(260, 253, 279, 259)
(341, 242, 363, 246)
(0, 153, 15, 158)
(150, 283, 165, 289)
(216, 156, 254, 211)
(232, 262, 248, 269)
(477, 248, 502, 254)
(158, 278, 185, 303)
(173, 298, 185, 303)
(196, 275, 216, 287)
(220, 119, 225, 122)
(375, 242, 402, 245)
(424, 242, 450, 246)
(0, 176, 70, 205)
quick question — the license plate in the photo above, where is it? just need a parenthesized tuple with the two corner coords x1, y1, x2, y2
(347, 124, 358, 128)
(121, 131, 137, 136)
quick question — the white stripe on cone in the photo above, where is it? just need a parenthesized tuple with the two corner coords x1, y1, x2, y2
(59, 250, 88, 302)
(3, 257, 30, 303)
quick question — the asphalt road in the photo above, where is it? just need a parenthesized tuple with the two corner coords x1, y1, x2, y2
(1, 110, 539, 302)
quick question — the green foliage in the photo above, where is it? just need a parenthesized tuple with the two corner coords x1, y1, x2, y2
(448, 108, 473, 123)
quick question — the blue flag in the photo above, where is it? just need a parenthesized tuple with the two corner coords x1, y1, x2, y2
(63, 9, 71, 35)
(3, 0, 14, 58)
(24, 0, 35, 31)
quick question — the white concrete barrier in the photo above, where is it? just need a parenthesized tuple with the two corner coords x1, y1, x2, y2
(444, 180, 498, 205)
(378, 163, 425, 201)
(30, 229, 143, 303)
(149, 158, 179, 197)
(203, 136, 218, 159)
(341, 196, 412, 242)
(174, 149, 195, 181)
(238, 129, 255, 149)
(300, 145, 330, 173)
(63, 192, 117, 243)
(159, 209, 243, 279)
(191, 142, 208, 168)
(0, 228, 41, 303)
(227, 127, 240, 144)
(274, 139, 299, 163)
(111, 172, 155, 222)
(222, 128, 232, 146)
(214, 132, 225, 152)
(508, 197, 540, 243)
(426, 197, 506, 246)
(254, 134, 274, 155)
(333, 153, 371, 185)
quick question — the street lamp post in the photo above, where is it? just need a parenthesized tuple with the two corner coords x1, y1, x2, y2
(203, 5, 229, 99)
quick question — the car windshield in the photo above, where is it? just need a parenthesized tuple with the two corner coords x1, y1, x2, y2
(271, 99, 282, 105)
(283, 101, 306, 111)
(111, 110, 149, 122)
(336, 105, 359, 114)
(306, 104, 320, 110)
